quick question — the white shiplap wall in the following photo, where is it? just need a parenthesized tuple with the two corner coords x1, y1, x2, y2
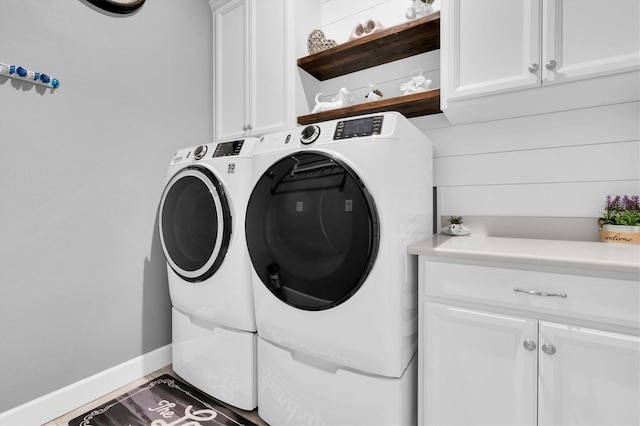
(317, 1, 640, 225)
(416, 102, 640, 220)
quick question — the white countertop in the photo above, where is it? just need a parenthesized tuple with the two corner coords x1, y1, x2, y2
(408, 234, 640, 276)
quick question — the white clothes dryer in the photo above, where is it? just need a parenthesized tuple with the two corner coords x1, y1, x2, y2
(244, 112, 433, 425)
(159, 138, 258, 410)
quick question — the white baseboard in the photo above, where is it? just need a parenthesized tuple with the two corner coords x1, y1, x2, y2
(0, 344, 171, 425)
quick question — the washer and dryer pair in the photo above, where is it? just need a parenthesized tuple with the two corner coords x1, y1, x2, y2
(159, 112, 433, 424)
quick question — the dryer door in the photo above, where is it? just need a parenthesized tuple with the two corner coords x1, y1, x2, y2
(159, 166, 232, 282)
(245, 152, 379, 310)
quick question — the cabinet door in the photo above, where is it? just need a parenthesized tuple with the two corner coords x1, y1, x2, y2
(249, 0, 291, 136)
(542, 0, 640, 85)
(424, 303, 538, 426)
(538, 321, 640, 426)
(442, 0, 541, 103)
(214, 0, 249, 141)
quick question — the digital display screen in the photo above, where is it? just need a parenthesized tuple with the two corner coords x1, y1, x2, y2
(343, 117, 375, 136)
(213, 140, 243, 157)
(334, 115, 383, 140)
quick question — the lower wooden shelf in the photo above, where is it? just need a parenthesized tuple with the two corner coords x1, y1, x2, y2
(297, 89, 441, 125)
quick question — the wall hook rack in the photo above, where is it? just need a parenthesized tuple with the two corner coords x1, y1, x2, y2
(0, 62, 60, 89)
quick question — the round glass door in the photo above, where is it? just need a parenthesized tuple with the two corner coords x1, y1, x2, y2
(245, 152, 379, 310)
(159, 166, 231, 282)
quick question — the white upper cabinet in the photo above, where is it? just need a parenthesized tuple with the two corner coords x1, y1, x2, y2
(542, 0, 640, 85)
(442, 0, 541, 100)
(212, 0, 248, 141)
(211, 0, 293, 141)
(441, 0, 640, 123)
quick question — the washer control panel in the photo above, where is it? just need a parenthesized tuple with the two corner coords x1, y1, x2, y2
(333, 115, 383, 140)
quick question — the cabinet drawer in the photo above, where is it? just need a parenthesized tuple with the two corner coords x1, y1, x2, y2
(423, 261, 639, 328)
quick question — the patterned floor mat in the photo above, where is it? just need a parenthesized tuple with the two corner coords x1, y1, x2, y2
(69, 374, 258, 426)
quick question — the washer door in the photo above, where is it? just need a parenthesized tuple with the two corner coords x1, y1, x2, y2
(159, 166, 232, 282)
(245, 152, 379, 310)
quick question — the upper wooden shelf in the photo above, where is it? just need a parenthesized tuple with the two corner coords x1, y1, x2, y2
(297, 12, 440, 81)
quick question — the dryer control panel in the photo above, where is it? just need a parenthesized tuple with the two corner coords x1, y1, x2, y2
(333, 115, 383, 140)
(213, 140, 244, 157)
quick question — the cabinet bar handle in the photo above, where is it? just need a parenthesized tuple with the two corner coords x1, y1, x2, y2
(514, 287, 567, 298)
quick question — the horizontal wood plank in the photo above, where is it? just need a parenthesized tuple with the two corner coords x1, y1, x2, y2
(297, 89, 441, 124)
(298, 12, 440, 81)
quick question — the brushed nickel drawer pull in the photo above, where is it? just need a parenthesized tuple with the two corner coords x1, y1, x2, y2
(514, 287, 567, 298)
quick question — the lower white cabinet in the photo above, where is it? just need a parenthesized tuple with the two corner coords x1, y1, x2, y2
(538, 321, 640, 426)
(419, 259, 640, 426)
(424, 304, 538, 425)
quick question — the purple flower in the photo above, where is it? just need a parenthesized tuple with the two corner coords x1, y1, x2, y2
(605, 195, 621, 212)
(624, 195, 640, 212)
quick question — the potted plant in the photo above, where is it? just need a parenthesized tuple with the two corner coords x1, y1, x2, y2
(599, 195, 640, 244)
(365, 84, 383, 102)
(442, 215, 471, 236)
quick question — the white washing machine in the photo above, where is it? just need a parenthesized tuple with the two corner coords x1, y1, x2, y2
(244, 112, 433, 425)
(158, 138, 258, 410)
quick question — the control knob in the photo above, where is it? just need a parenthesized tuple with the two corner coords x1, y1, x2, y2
(300, 125, 321, 145)
(193, 145, 207, 160)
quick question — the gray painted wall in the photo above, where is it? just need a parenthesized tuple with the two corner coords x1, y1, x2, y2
(0, 0, 212, 412)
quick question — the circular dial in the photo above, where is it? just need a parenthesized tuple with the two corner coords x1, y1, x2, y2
(193, 145, 207, 160)
(300, 125, 321, 145)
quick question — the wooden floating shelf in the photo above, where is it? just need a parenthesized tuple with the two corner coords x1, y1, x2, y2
(297, 89, 441, 125)
(297, 13, 442, 124)
(297, 12, 440, 81)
